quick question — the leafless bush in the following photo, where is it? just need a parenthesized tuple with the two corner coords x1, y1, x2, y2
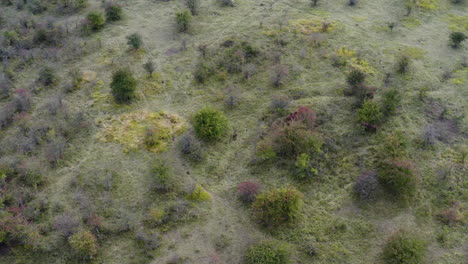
(0, 74, 11, 99)
(271, 64, 289, 87)
(179, 134, 203, 162)
(11, 88, 32, 112)
(308, 32, 326, 47)
(270, 95, 290, 115)
(218, 0, 235, 7)
(224, 95, 240, 109)
(42, 93, 64, 116)
(53, 212, 80, 237)
(135, 229, 161, 250)
(243, 63, 257, 80)
(0, 103, 16, 129)
(44, 137, 67, 165)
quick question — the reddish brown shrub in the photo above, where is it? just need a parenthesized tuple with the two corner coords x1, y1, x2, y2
(237, 181, 260, 204)
(285, 106, 316, 129)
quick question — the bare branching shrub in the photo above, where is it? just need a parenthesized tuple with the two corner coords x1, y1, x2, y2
(354, 171, 379, 201)
(12, 88, 32, 113)
(218, 0, 235, 7)
(45, 137, 67, 165)
(42, 94, 64, 116)
(271, 64, 289, 87)
(53, 212, 80, 238)
(178, 134, 203, 162)
(135, 229, 160, 250)
(270, 95, 290, 116)
(243, 63, 257, 80)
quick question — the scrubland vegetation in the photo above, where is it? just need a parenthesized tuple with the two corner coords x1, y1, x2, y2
(0, 0, 466, 263)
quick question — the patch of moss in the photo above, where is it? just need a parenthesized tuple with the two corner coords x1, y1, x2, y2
(401, 17, 421, 28)
(349, 58, 377, 75)
(187, 184, 211, 202)
(447, 15, 468, 32)
(97, 111, 186, 153)
(400, 46, 426, 59)
(289, 18, 335, 34)
(414, 0, 439, 10)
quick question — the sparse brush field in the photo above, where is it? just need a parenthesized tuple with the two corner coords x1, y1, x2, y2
(0, 0, 467, 263)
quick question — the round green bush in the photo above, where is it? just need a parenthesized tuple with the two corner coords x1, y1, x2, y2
(377, 159, 417, 200)
(110, 69, 137, 104)
(449, 32, 466, 48)
(192, 108, 228, 141)
(68, 230, 98, 257)
(86, 11, 105, 31)
(176, 10, 191, 32)
(127, 33, 143, 50)
(252, 187, 303, 227)
(346, 69, 365, 87)
(357, 99, 382, 126)
(105, 4, 123, 22)
(383, 232, 426, 264)
(246, 242, 290, 264)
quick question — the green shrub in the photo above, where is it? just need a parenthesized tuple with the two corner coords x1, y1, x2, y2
(187, 184, 211, 201)
(383, 232, 426, 264)
(193, 108, 228, 141)
(127, 33, 143, 50)
(246, 241, 290, 264)
(143, 60, 155, 77)
(380, 132, 408, 158)
(105, 3, 123, 22)
(68, 230, 98, 257)
(293, 153, 318, 181)
(357, 99, 382, 130)
(110, 69, 137, 104)
(377, 159, 417, 200)
(396, 56, 410, 74)
(176, 10, 191, 33)
(150, 160, 173, 192)
(186, 0, 199, 15)
(38, 67, 58, 86)
(194, 63, 214, 83)
(252, 187, 303, 227)
(346, 69, 365, 87)
(381, 90, 401, 117)
(86, 11, 105, 31)
(271, 121, 323, 159)
(449, 32, 466, 48)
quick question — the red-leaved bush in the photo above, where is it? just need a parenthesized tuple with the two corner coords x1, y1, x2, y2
(237, 181, 260, 204)
(285, 106, 316, 129)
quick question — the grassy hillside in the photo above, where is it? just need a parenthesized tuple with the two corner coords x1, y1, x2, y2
(0, 0, 466, 263)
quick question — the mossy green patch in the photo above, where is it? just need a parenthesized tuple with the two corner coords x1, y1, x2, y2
(401, 17, 421, 28)
(447, 15, 468, 32)
(400, 46, 427, 60)
(335, 47, 377, 75)
(97, 111, 186, 153)
(414, 0, 439, 10)
(187, 184, 211, 202)
(289, 18, 336, 34)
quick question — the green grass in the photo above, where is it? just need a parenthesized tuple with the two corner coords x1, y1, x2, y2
(0, 0, 466, 263)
